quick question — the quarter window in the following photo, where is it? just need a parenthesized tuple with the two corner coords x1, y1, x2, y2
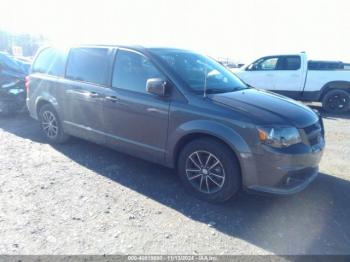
(66, 48, 110, 85)
(112, 50, 164, 93)
(32, 47, 67, 77)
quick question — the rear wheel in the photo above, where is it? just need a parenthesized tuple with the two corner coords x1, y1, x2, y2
(39, 104, 69, 143)
(322, 89, 350, 114)
(177, 138, 241, 203)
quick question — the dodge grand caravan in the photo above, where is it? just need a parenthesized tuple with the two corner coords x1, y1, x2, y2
(26, 45, 325, 202)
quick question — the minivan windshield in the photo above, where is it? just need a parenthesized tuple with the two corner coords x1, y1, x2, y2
(150, 49, 248, 94)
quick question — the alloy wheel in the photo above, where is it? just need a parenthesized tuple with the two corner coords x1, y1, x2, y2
(42, 111, 59, 139)
(185, 150, 226, 194)
(327, 93, 349, 112)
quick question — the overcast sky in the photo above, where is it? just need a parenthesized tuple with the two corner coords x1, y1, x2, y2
(1, 0, 350, 63)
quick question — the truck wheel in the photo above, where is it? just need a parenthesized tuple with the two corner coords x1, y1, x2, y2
(177, 138, 241, 203)
(39, 104, 69, 144)
(322, 89, 350, 114)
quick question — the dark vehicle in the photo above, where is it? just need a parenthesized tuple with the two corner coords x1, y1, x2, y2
(26, 45, 325, 202)
(0, 52, 30, 114)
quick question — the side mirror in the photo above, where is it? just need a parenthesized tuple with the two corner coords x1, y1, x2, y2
(146, 78, 168, 96)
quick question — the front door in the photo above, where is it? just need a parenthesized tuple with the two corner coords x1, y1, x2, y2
(237, 56, 279, 90)
(271, 56, 304, 98)
(102, 49, 170, 163)
(237, 55, 304, 98)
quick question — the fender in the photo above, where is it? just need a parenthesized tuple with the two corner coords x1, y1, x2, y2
(34, 93, 62, 119)
(165, 119, 258, 188)
(320, 81, 350, 99)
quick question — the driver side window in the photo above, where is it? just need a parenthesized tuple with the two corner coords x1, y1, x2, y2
(248, 57, 279, 71)
(112, 50, 165, 94)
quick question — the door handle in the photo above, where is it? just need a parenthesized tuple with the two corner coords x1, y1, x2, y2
(105, 95, 119, 102)
(89, 92, 101, 98)
(66, 88, 84, 95)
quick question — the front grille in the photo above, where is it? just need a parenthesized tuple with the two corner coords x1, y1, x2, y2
(304, 121, 322, 135)
(309, 135, 320, 146)
(281, 167, 318, 188)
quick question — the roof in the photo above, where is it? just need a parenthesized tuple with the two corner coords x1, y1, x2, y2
(69, 44, 193, 53)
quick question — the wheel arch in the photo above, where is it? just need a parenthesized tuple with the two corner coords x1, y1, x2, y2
(35, 95, 61, 119)
(36, 99, 51, 116)
(172, 132, 242, 169)
(166, 120, 252, 171)
(320, 81, 350, 100)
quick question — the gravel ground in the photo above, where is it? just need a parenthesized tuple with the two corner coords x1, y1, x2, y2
(0, 107, 349, 255)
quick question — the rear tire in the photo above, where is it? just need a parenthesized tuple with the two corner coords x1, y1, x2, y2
(177, 137, 241, 203)
(322, 89, 350, 114)
(39, 104, 69, 144)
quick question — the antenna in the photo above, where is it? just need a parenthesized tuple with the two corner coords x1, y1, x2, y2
(203, 62, 208, 98)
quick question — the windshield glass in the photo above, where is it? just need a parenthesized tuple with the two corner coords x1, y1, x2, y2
(150, 49, 248, 94)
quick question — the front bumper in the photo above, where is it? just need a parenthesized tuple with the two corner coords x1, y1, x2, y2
(247, 166, 319, 195)
(242, 132, 325, 196)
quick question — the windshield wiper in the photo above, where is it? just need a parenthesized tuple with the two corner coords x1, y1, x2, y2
(205, 87, 245, 94)
(204, 88, 231, 94)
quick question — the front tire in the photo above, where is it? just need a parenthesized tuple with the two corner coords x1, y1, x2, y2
(322, 89, 350, 114)
(39, 104, 69, 143)
(177, 138, 241, 203)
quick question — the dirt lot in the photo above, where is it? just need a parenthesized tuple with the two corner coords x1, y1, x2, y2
(0, 107, 349, 255)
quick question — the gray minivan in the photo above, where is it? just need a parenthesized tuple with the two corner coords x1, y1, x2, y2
(26, 45, 325, 202)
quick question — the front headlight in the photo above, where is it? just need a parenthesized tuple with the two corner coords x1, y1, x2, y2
(257, 126, 301, 148)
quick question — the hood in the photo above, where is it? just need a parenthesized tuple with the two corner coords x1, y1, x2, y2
(209, 88, 318, 128)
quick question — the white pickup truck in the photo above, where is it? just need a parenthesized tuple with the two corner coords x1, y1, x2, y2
(233, 53, 350, 113)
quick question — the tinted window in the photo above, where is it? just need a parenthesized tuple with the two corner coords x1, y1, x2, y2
(112, 50, 164, 93)
(32, 48, 67, 77)
(277, 56, 301, 70)
(66, 48, 110, 85)
(150, 49, 247, 94)
(308, 61, 344, 70)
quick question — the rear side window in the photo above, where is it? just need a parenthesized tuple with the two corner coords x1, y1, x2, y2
(66, 48, 110, 85)
(277, 56, 301, 70)
(308, 61, 344, 70)
(32, 47, 67, 77)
